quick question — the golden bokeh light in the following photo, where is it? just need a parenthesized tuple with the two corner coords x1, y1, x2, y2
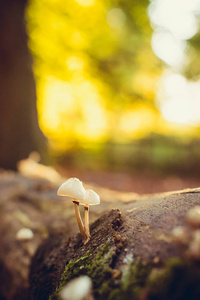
(27, 0, 200, 160)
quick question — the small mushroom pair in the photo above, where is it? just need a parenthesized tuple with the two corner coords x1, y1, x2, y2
(57, 177, 100, 244)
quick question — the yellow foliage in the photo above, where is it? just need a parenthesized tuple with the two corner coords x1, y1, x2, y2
(26, 0, 196, 152)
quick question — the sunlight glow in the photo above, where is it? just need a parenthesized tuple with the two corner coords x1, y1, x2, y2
(149, 0, 200, 67)
(27, 0, 200, 150)
(149, 0, 200, 127)
(73, 81, 107, 140)
(151, 32, 186, 67)
(66, 56, 84, 71)
(119, 106, 158, 138)
(75, 0, 95, 7)
(71, 31, 86, 48)
(157, 73, 200, 125)
(40, 77, 107, 143)
(41, 78, 73, 132)
(149, 0, 199, 40)
(107, 8, 127, 29)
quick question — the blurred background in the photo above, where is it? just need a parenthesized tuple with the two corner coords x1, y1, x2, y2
(1, 0, 200, 193)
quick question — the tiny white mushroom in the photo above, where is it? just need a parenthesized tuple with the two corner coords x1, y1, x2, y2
(188, 230, 200, 259)
(171, 226, 188, 244)
(57, 178, 87, 243)
(186, 206, 200, 228)
(60, 276, 93, 300)
(16, 228, 34, 241)
(81, 189, 100, 242)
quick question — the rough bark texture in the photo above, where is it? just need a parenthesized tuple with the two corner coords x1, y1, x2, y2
(29, 189, 200, 300)
(0, 0, 45, 170)
(0, 167, 134, 300)
(1, 165, 200, 300)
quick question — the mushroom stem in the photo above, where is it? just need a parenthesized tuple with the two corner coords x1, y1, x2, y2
(73, 201, 87, 243)
(84, 205, 91, 239)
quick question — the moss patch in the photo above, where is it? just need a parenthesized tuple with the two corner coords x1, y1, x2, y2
(148, 258, 200, 300)
(49, 242, 200, 300)
(107, 260, 151, 300)
(49, 240, 151, 300)
(49, 239, 114, 300)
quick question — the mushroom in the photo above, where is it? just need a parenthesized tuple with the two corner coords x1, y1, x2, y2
(83, 189, 100, 241)
(186, 206, 200, 228)
(57, 178, 87, 243)
(16, 228, 34, 241)
(60, 275, 93, 300)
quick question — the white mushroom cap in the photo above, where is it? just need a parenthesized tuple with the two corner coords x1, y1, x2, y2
(57, 178, 86, 202)
(186, 206, 200, 227)
(16, 228, 34, 241)
(80, 189, 100, 206)
(60, 276, 93, 300)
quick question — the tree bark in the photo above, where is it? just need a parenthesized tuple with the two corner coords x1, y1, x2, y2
(0, 0, 45, 170)
(29, 188, 200, 300)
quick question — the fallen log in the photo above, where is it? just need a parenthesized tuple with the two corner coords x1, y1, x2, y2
(29, 186, 200, 300)
(0, 167, 147, 299)
(1, 162, 200, 300)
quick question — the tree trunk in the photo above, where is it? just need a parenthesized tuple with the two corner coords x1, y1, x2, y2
(0, 0, 45, 170)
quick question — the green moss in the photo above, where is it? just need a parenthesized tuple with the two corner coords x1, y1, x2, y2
(49, 240, 114, 300)
(105, 260, 151, 300)
(148, 258, 200, 300)
(49, 246, 200, 300)
(49, 238, 151, 300)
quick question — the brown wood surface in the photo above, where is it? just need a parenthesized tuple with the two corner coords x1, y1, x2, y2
(0, 168, 200, 299)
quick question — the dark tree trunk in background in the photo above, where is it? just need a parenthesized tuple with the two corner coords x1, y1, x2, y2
(0, 0, 45, 170)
